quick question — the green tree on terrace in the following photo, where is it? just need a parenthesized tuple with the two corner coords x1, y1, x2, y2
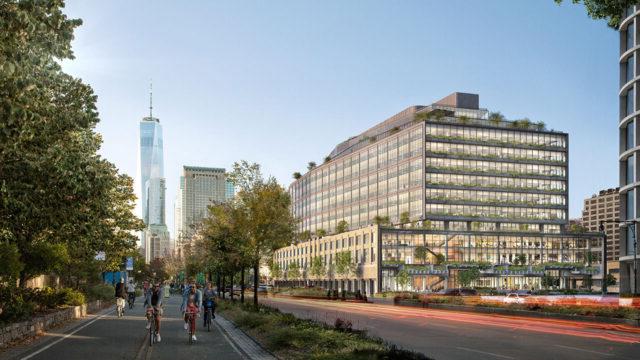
(0, 1, 143, 288)
(335, 220, 349, 234)
(400, 211, 410, 227)
(555, 0, 640, 28)
(414, 246, 428, 264)
(457, 268, 480, 288)
(227, 161, 297, 306)
(309, 256, 325, 280)
(488, 111, 505, 125)
(373, 215, 391, 226)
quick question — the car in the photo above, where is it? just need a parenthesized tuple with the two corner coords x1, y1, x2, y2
(503, 292, 530, 304)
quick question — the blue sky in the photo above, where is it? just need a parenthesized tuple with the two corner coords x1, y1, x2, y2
(61, 0, 618, 234)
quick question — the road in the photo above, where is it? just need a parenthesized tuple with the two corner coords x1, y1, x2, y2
(259, 296, 640, 360)
(0, 295, 243, 360)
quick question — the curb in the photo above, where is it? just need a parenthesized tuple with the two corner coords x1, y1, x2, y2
(214, 314, 276, 360)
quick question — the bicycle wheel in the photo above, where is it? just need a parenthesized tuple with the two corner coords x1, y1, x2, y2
(207, 310, 211, 332)
(149, 314, 154, 347)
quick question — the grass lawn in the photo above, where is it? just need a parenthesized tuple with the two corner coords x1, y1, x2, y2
(217, 300, 431, 360)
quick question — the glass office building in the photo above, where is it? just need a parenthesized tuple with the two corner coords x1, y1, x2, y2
(619, 6, 640, 294)
(275, 93, 601, 293)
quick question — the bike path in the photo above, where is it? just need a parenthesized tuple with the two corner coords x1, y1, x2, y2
(1, 295, 243, 360)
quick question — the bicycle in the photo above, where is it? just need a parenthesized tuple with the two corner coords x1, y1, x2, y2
(203, 300, 215, 332)
(147, 307, 157, 347)
(185, 309, 197, 344)
(128, 293, 135, 309)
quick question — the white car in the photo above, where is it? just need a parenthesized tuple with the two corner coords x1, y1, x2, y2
(503, 293, 529, 304)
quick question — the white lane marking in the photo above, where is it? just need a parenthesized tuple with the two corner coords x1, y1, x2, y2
(553, 344, 615, 356)
(20, 308, 115, 360)
(456, 346, 516, 359)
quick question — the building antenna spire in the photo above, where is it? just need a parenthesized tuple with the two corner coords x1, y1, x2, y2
(149, 80, 153, 118)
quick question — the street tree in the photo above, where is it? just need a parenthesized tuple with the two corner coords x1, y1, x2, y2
(309, 256, 325, 281)
(228, 161, 297, 306)
(555, 0, 640, 28)
(335, 251, 355, 279)
(457, 268, 480, 288)
(0, 1, 143, 287)
(396, 270, 411, 291)
(287, 262, 301, 282)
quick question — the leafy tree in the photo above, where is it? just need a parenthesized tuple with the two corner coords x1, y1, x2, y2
(292, 172, 302, 180)
(0, 1, 143, 287)
(400, 211, 410, 226)
(324, 156, 331, 163)
(396, 270, 411, 290)
(307, 162, 317, 170)
(0, 242, 24, 280)
(335, 251, 355, 278)
(605, 273, 617, 286)
(488, 111, 505, 125)
(269, 261, 282, 279)
(335, 220, 349, 234)
(287, 262, 301, 280)
(299, 230, 312, 242)
(434, 253, 446, 265)
(317, 229, 327, 237)
(228, 161, 297, 306)
(373, 215, 391, 226)
(148, 258, 169, 282)
(542, 274, 559, 289)
(555, 0, 640, 28)
(309, 256, 325, 280)
(457, 268, 480, 288)
(414, 246, 428, 264)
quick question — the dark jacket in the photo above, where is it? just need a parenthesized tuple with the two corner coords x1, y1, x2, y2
(115, 282, 127, 298)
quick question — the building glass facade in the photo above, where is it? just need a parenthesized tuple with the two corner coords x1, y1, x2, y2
(276, 93, 601, 293)
(620, 5, 640, 294)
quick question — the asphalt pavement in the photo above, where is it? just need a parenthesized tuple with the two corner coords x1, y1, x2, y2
(0, 295, 243, 360)
(259, 295, 640, 360)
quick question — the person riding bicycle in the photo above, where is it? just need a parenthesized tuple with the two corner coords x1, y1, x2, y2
(127, 280, 136, 307)
(202, 282, 216, 327)
(142, 280, 150, 307)
(180, 281, 201, 342)
(145, 282, 164, 342)
(114, 278, 127, 316)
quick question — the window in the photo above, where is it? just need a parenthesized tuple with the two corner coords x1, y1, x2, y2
(627, 88, 635, 116)
(627, 121, 636, 150)
(628, 155, 635, 185)
(628, 55, 636, 83)
(628, 23, 635, 51)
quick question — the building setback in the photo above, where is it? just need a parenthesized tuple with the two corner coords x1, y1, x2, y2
(174, 166, 233, 257)
(274, 93, 601, 294)
(619, 5, 640, 295)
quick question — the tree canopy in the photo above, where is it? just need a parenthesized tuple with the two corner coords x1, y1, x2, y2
(555, 0, 640, 28)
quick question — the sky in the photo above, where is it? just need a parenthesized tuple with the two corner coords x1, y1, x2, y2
(61, 0, 619, 235)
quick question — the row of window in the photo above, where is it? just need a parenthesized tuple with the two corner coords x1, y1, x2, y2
(426, 124, 566, 148)
(425, 188, 566, 206)
(425, 203, 566, 221)
(426, 157, 565, 178)
(426, 142, 566, 163)
(426, 173, 567, 192)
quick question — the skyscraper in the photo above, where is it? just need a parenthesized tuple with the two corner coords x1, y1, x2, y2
(138, 87, 170, 263)
(620, 5, 639, 295)
(174, 166, 233, 257)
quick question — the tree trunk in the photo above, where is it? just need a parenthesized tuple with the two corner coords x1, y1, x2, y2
(253, 261, 259, 307)
(240, 267, 245, 303)
(221, 274, 226, 299)
(230, 271, 234, 301)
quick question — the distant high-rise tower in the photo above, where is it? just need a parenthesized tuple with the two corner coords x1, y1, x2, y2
(138, 84, 170, 262)
(174, 166, 233, 257)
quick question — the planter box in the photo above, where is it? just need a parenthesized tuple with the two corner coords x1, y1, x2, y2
(0, 300, 111, 348)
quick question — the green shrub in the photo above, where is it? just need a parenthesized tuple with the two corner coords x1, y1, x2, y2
(0, 286, 36, 323)
(234, 312, 268, 329)
(58, 288, 85, 306)
(87, 284, 114, 301)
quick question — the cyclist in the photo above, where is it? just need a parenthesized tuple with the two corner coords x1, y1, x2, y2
(127, 280, 136, 307)
(114, 278, 127, 316)
(145, 282, 164, 342)
(142, 280, 150, 307)
(181, 281, 201, 342)
(202, 282, 216, 327)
